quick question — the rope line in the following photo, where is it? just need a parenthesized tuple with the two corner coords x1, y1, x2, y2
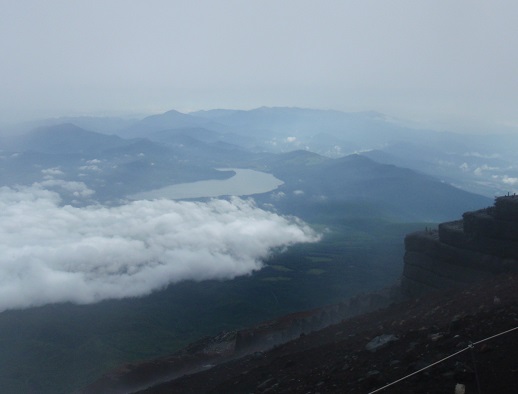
(472, 326, 518, 346)
(367, 325, 518, 394)
(367, 347, 470, 394)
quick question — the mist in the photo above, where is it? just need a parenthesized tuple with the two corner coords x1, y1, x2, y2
(1, 1, 518, 133)
(0, 183, 319, 312)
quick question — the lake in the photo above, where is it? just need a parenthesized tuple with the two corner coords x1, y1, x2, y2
(129, 168, 284, 200)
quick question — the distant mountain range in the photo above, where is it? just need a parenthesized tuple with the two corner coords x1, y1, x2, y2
(4, 123, 129, 154)
(4, 106, 515, 197)
(0, 107, 513, 393)
(256, 151, 490, 222)
(1, 118, 492, 221)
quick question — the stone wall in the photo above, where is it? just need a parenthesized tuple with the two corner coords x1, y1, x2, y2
(401, 195, 518, 297)
(463, 210, 518, 242)
(495, 195, 518, 221)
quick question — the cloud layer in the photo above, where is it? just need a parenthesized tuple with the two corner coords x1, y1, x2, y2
(0, 184, 319, 312)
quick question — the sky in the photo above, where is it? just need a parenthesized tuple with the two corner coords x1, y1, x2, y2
(1, 0, 518, 132)
(0, 181, 319, 311)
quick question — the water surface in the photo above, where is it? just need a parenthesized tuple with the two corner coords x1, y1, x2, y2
(130, 168, 283, 200)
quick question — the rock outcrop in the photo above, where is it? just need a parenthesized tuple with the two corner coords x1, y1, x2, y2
(401, 195, 518, 297)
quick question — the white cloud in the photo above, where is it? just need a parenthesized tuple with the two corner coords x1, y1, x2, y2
(41, 167, 64, 178)
(37, 179, 95, 198)
(473, 164, 499, 176)
(79, 165, 102, 172)
(271, 191, 286, 200)
(79, 159, 102, 172)
(0, 185, 319, 312)
(502, 176, 518, 185)
(463, 152, 501, 159)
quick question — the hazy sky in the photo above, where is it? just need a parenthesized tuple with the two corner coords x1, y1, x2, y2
(1, 0, 518, 132)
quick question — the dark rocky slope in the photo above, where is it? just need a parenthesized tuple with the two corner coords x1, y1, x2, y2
(79, 288, 398, 394)
(81, 196, 518, 393)
(135, 274, 518, 393)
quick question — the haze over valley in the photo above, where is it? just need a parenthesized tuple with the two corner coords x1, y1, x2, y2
(1, 1, 518, 392)
(2, 104, 513, 391)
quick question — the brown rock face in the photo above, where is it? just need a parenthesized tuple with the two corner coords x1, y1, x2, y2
(401, 195, 518, 297)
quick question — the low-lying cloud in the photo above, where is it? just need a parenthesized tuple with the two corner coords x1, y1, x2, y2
(502, 175, 518, 186)
(0, 184, 319, 312)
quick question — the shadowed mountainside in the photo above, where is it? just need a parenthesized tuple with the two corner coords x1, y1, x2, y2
(81, 196, 518, 393)
(82, 273, 518, 394)
(257, 152, 491, 222)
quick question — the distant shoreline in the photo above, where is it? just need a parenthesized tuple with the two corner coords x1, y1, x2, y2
(129, 168, 284, 200)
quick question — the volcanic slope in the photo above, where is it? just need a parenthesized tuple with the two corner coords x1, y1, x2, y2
(136, 273, 518, 394)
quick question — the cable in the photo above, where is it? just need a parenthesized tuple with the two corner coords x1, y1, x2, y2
(368, 325, 518, 394)
(368, 346, 470, 394)
(472, 326, 518, 346)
